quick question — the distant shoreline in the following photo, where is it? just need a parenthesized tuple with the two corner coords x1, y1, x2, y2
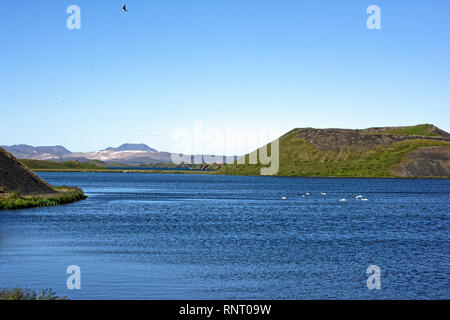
(32, 168, 213, 174)
(31, 169, 449, 179)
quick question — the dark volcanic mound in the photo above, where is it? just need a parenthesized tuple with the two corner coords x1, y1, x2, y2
(294, 126, 449, 152)
(0, 147, 55, 195)
(289, 125, 450, 177)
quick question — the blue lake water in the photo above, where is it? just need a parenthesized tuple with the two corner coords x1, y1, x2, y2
(0, 172, 449, 299)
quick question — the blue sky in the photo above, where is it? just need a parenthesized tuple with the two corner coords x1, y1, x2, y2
(1, 0, 449, 153)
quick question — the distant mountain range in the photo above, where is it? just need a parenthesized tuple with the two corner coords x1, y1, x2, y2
(0, 143, 234, 165)
(2, 145, 72, 159)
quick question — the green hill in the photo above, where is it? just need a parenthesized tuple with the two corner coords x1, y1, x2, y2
(217, 124, 450, 178)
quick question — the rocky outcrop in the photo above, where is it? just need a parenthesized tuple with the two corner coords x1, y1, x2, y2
(392, 146, 450, 177)
(294, 127, 449, 152)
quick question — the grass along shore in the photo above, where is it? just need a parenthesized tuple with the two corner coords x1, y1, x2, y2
(0, 186, 87, 210)
(0, 288, 67, 300)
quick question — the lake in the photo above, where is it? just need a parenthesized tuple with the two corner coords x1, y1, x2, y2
(0, 172, 449, 299)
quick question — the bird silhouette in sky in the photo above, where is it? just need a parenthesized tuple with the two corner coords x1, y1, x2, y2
(121, 4, 128, 12)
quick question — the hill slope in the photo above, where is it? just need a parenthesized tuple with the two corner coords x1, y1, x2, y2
(217, 124, 450, 178)
(0, 147, 55, 195)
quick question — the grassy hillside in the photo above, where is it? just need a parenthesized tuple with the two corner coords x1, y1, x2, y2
(217, 125, 450, 178)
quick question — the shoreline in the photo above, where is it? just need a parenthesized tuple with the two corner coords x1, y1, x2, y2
(30, 169, 449, 179)
(0, 186, 87, 211)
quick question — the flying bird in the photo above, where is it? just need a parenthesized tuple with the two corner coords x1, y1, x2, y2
(121, 4, 128, 12)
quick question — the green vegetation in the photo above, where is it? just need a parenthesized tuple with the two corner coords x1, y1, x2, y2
(23, 159, 221, 173)
(0, 288, 66, 300)
(21, 159, 106, 170)
(0, 186, 87, 210)
(217, 130, 450, 177)
(373, 124, 440, 137)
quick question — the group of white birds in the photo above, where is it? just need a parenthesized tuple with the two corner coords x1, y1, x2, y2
(281, 193, 369, 202)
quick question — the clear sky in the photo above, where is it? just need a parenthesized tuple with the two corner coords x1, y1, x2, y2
(1, 0, 449, 153)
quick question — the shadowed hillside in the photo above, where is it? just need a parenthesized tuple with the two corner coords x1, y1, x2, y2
(218, 124, 450, 178)
(0, 147, 86, 210)
(0, 147, 55, 195)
